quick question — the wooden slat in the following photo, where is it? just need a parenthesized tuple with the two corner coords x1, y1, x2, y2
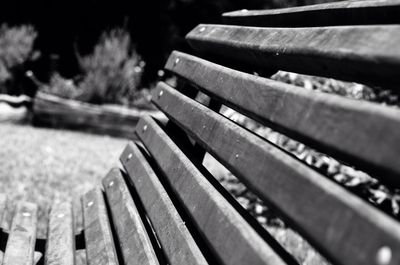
(223, 0, 400, 27)
(0, 197, 13, 234)
(120, 142, 209, 265)
(134, 116, 289, 265)
(0, 194, 7, 258)
(0, 194, 6, 225)
(165, 51, 400, 186)
(76, 250, 87, 265)
(150, 82, 400, 265)
(101, 168, 160, 265)
(82, 188, 119, 265)
(3, 202, 38, 265)
(34, 252, 43, 264)
(45, 201, 75, 265)
(186, 24, 400, 88)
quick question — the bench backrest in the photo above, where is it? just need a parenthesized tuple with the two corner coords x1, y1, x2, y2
(119, 1, 400, 265)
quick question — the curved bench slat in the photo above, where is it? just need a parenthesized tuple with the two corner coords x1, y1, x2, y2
(3, 202, 38, 265)
(223, 0, 400, 27)
(151, 81, 400, 265)
(45, 202, 75, 265)
(120, 142, 209, 265)
(135, 116, 291, 265)
(82, 188, 119, 265)
(102, 168, 160, 265)
(186, 24, 400, 89)
(165, 51, 400, 186)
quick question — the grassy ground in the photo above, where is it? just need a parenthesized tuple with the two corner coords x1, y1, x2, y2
(0, 121, 127, 237)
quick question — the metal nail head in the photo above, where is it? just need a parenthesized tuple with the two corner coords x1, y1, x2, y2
(376, 246, 392, 265)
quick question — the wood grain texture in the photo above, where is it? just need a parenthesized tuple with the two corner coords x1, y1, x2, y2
(151, 82, 400, 265)
(134, 116, 288, 265)
(34, 252, 43, 265)
(165, 51, 400, 186)
(0, 194, 6, 226)
(0, 197, 13, 234)
(223, 0, 400, 26)
(120, 142, 209, 265)
(45, 201, 75, 265)
(76, 250, 87, 265)
(101, 168, 160, 265)
(3, 202, 38, 265)
(186, 24, 400, 88)
(82, 188, 119, 265)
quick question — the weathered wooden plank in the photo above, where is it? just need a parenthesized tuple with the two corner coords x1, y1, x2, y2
(135, 116, 289, 265)
(3, 202, 38, 265)
(82, 188, 119, 265)
(0, 194, 6, 225)
(165, 52, 400, 186)
(45, 201, 75, 265)
(34, 252, 43, 264)
(151, 82, 400, 265)
(0, 198, 13, 234)
(120, 143, 209, 265)
(186, 24, 400, 88)
(0, 194, 8, 256)
(223, 0, 400, 27)
(101, 168, 160, 265)
(76, 250, 87, 265)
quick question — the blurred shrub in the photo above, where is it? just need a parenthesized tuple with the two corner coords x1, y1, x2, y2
(40, 73, 81, 99)
(76, 28, 144, 105)
(0, 24, 39, 95)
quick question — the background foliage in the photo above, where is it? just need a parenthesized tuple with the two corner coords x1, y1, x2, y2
(0, 0, 342, 87)
(39, 28, 145, 105)
(0, 24, 38, 95)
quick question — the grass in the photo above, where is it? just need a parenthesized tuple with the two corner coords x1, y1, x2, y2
(0, 122, 127, 237)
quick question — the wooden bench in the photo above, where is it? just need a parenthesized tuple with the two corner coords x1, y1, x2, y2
(1, 0, 400, 264)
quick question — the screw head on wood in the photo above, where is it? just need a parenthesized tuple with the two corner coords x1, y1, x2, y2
(241, 9, 248, 12)
(235, 154, 239, 159)
(376, 246, 392, 265)
(108, 181, 114, 188)
(22, 212, 31, 217)
(87, 201, 94, 207)
(57, 213, 65, 218)
(142, 125, 148, 133)
(199, 27, 206, 32)
(158, 90, 164, 98)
